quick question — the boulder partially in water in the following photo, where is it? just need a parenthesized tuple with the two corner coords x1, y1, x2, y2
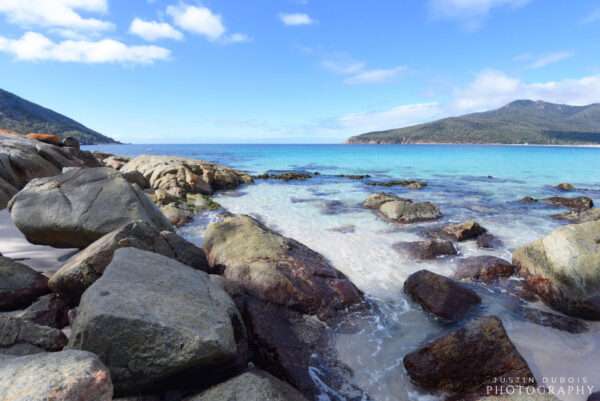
(512, 221, 600, 320)
(379, 199, 441, 223)
(366, 179, 427, 189)
(394, 240, 457, 260)
(442, 220, 487, 241)
(203, 214, 364, 319)
(556, 183, 575, 192)
(69, 248, 246, 394)
(9, 167, 172, 248)
(455, 256, 515, 283)
(0, 256, 50, 311)
(404, 316, 535, 397)
(543, 196, 594, 210)
(0, 350, 113, 401)
(404, 270, 481, 322)
(552, 208, 600, 223)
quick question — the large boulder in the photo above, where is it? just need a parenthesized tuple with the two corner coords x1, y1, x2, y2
(9, 167, 173, 248)
(203, 214, 363, 318)
(0, 256, 50, 311)
(454, 256, 515, 283)
(0, 315, 67, 355)
(49, 220, 208, 303)
(0, 350, 113, 401)
(512, 221, 600, 320)
(404, 316, 535, 397)
(120, 155, 253, 198)
(184, 369, 309, 401)
(404, 270, 481, 322)
(69, 248, 247, 394)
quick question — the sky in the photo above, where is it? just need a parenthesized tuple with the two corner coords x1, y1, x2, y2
(0, 0, 600, 143)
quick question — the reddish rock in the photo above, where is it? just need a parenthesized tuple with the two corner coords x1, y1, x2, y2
(25, 133, 62, 146)
(455, 256, 515, 283)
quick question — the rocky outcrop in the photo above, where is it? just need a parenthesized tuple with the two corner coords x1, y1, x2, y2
(455, 256, 515, 283)
(404, 316, 535, 397)
(552, 208, 600, 223)
(442, 220, 487, 241)
(404, 270, 481, 322)
(9, 167, 172, 248)
(120, 155, 253, 198)
(363, 193, 441, 223)
(184, 369, 309, 401)
(49, 220, 208, 303)
(203, 214, 363, 319)
(543, 196, 594, 210)
(0, 350, 113, 401)
(366, 179, 427, 189)
(0, 316, 67, 355)
(393, 240, 457, 260)
(0, 136, 100, 208)
(0, 256, 50, 311)
(69, 248, 246, 394)
(512, 221, 600, 320)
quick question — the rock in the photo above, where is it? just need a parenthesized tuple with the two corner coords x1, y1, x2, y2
(0, 256, 50, 311)
(520, 196, 538, 203)
(337, 174, 371, 180)
(0, 350, 113, 401)
(362, 192, 407, 209)
(477, 233, 504, 249)
(15, 294, 70, 329)
(0, 176, 17, 209)
(69, 248, 247, 394)
(161, 202, 194, 227)
(552, 208, 600, 223)
(379, 200, 442, 223)
(254, 171, 314, 181)
(512, 221, 600, 320)
(103, 155, 130, 170)
(404, 270, 481, 322)
(203, 214, 363, 319)
(404, 316, 535, 396)
(121, 155, 253, 199)
(121, 170, 149, 189)
(25, 133, 62, 145)
(62, 136, 81, 150)
(366, 179, 427, 189)
(9, 167, 173, 248)
(556, 183, 575, 191)
(543, 196, 594, 210)
(184, 369, 309, 401)
(49, 220, 208, 303)
(0, 316, 67, 354)
(519, 307, 588, 334)
(455, 256, 515, 283)
(442, 220, 487, 241)
(394, 240, 458, 260)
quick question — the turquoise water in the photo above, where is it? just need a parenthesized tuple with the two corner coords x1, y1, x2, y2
(87, 144, 600, 401)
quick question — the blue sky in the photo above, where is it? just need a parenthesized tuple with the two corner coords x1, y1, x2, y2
(0, 0, 599, 143)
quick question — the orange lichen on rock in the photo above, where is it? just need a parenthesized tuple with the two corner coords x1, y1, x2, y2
(26, 133, 62, 145)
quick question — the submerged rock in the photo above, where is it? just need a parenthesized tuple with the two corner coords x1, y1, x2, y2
(512, 221, 600, 320)
(476, 233, 504, 249)
(455, 256, 515, 283)
(442, 220, 487, 241)
(0, 256, 49, 311)
(543, 196, 594, 210)
(0, 315, 67, 355)
(552, 208, 600, 223)
(366, 179, 427, 189)
(404, 316, 535, 396)
(394, 239, 458, 260)
(203, 214, 363, 319)
(254, 171, 315, 181)
(9, 167, 172, 248)
(556, 183, 575, 191)
(184, 369, 309, 401)
(0, 350, 113, 401)
(519, 307, 588, 334)
(69, 248, 246, 394)
(404, 270, 481, 322)
(49, 220, 208, 303)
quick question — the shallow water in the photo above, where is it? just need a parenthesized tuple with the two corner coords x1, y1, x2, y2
(88, 144, 600, 401)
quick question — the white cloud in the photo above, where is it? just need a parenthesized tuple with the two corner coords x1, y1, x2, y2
(0, 31, 170, 64)
(516, 51, 573, 69)
(0, 0, 113, 32)
(167, 3, 225, 41)
(339, 103, 443, 133)
(322, 55, 406, 85)
(429, 0, 530, 29)
(129, 18, 183, 41)
(280, 13, 314, 26)
(223, 33, 252, 44)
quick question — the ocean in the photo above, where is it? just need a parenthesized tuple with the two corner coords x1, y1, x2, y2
(87, 144, 600, 401)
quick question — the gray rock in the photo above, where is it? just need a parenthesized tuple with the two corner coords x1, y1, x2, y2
(0, 350, 113, 401)
(69, 248, 246, 394)
(552, 208, 600, 223)
(362, 193, 406, 209)
(394, 239, 457, 260)
(9, 167, 173, 248)
(49, 220, 208, 303)
(442, 220, 487, 241)
(0, 315, 67, 354)
(121, 170, 149, 189)
(379, 200, 441, 223)
(0, 256, 50, 311)
(16, 294, 70, 329)
(184, 369, 309, 401)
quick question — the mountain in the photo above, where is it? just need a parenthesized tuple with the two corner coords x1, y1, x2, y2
(347, 100, 600, 145)
(0, 89, 116, 145)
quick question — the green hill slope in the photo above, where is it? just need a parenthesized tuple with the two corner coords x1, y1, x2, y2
(347, 100, 600, 145)
(0, 89, 116, 145)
